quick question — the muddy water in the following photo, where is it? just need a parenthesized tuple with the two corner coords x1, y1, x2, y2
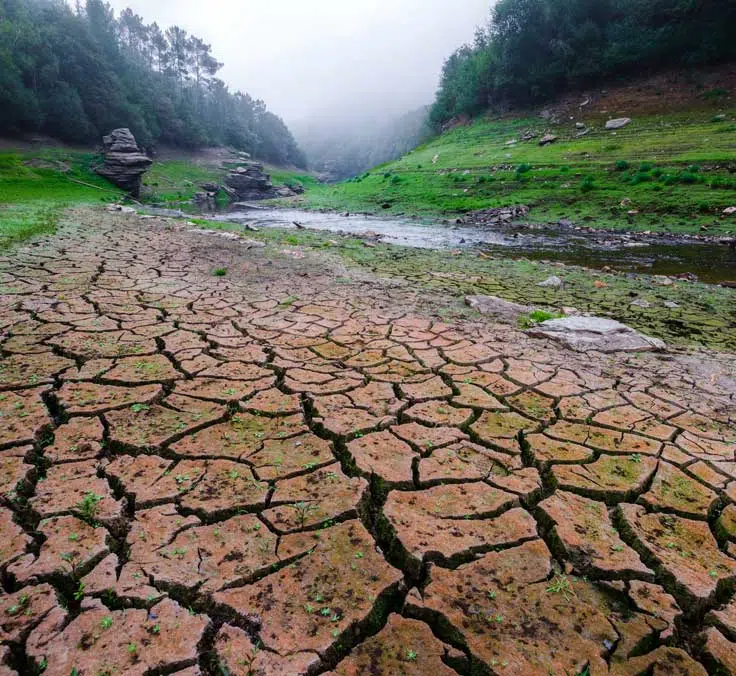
(208, 207, 736, 284)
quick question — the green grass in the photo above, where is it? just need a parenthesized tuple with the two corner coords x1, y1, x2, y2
(291, 111, 736, 235)
(142, 160, 319, 204)
(143, 160, 225, 203)
(0, 149, 123, 247)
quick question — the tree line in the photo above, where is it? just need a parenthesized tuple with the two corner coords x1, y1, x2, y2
(430, 0, 736, 128)
(0, 0, 306, 167)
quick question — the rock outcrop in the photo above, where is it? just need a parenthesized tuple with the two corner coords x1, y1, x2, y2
(465, 295, 532, 324)
(224, 162, 300, 201)
(527, 316, 665, 353)
(96, 129, 152, 197)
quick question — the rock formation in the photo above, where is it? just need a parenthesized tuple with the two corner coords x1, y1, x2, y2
(223, 162, 301, 201)
(96, 129, 152, 197)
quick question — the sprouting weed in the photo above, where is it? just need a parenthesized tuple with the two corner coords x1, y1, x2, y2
(406, 649, 418, 661)
(546, 574, 573, 600)
(73, 582, 85, 601)
(101, 616, 113, 630)
(76, 491, 103, 521)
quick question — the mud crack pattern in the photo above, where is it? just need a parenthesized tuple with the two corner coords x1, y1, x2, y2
(0, 209, 735, 675)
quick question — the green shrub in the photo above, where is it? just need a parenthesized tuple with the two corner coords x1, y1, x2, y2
(630, 172, 652, 185)
(580, 176, 596, 192)
(516, 163, 532, 174)
(615, 160, 630, 171)
(639, 162, 654, 172)
(703, 87, 728, 99)
(678, 172, 698, 184)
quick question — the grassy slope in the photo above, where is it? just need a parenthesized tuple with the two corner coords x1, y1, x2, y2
(0, 149, 122, 247)
(142, 157, 318, 204)
(294, 109, 736, 235)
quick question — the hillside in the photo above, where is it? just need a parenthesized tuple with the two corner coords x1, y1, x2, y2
(293, 68, 736, 235)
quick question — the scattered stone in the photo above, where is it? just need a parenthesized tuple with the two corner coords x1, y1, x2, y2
(539, 134, 558, 146)
(538, 275, 564, 288)
(606, 118, 632, 130)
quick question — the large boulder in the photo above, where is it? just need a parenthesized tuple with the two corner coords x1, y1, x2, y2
(96, 129, 152, 197)
(224, 162, 280, 201)
(527, 316, 664, 353)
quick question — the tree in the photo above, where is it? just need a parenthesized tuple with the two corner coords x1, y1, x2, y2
(0, 0, 306, 165)
(429, 0, 736, 127)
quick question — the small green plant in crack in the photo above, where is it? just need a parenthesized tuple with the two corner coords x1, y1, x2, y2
(77, 491, 103, 521)
(131, 403, 150, 414)
(278, 295, 299, 308)
(73, 582, 86, 601)
(293, 501, 319, 528)
(6, 593, 30, 616)
(213, 267, 228, 277)
(546, 574, 574, 600)
(101, 616, 113, 630)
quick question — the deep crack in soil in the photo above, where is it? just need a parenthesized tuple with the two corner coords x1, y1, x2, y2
(0, 206, 734, 675)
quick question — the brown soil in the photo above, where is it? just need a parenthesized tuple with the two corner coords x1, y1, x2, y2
(0, 206, 734, 675)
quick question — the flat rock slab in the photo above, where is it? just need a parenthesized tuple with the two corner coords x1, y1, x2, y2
(528, 316, 665, 352)
(465, 295, 531, 323)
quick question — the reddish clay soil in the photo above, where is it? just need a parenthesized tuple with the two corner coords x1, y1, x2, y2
(0, 207, 734, 675)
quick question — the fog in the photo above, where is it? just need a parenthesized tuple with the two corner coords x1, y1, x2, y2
(106, 0, 490, 127)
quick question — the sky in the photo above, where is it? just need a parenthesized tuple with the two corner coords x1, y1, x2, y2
(105, 0, 491, 126)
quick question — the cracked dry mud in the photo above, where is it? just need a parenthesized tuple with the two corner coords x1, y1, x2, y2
(0, 208, 735, 675)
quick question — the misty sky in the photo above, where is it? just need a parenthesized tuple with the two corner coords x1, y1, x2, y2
(106, 0, 491, 126)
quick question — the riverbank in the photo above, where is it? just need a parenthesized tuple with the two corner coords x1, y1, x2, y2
(189, 215, 736, 352)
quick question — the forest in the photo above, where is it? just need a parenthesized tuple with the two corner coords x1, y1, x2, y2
(430, 0, 736, 127)
(0, 0, 306, 166)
